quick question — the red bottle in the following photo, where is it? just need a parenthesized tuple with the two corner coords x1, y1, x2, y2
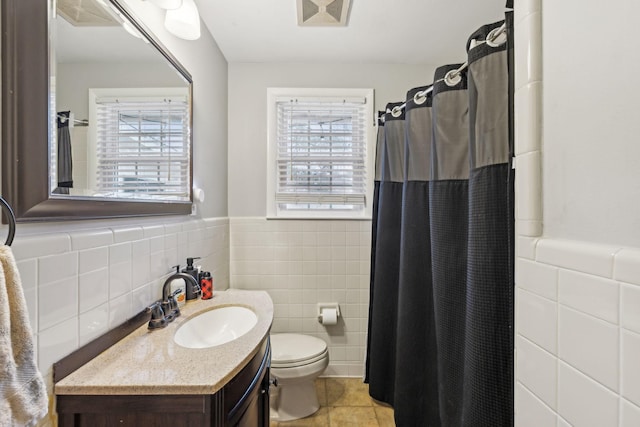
(200, 271, 213, 300)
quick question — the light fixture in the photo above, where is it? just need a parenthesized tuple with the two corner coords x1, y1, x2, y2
(145, 0, 183, 10)
(164, 0, 201, 40)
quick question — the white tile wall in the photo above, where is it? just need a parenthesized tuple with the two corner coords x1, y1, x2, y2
(514, 1, 640, 425)
(515, 236, 640, 426)
(229, 217, 371, 377)
(13, 217, 229, 399)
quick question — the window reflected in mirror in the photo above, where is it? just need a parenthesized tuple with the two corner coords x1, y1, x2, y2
(51, 0, 192, 201)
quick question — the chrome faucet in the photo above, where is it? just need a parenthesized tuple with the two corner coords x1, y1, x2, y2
(147, 272, 201, 330)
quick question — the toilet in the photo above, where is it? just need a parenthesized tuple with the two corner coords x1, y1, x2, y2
(269, 333, 329, 422)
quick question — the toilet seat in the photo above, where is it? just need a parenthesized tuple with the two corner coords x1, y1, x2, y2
(270, 333, 328, 368)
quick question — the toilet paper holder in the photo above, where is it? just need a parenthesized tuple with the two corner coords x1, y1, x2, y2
(317, 303, 340, 323)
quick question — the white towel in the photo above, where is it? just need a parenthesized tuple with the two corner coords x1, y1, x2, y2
(0, 246, 48, 427)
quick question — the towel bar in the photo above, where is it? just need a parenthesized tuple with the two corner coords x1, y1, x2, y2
(0, 196, 16, 246)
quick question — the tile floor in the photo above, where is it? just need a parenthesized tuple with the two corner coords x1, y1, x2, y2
(270, 378, 395, 427)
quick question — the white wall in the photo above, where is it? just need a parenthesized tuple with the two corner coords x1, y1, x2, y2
(541, 1, 640, 248)
(514, 0, 640, 425)
(227, 62, 436, 217)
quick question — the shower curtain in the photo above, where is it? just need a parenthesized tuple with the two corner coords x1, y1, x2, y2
(56, 111, 73, 193)
(365, 18, 513, 426)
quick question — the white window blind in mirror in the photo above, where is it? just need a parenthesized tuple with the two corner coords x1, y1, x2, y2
(268, 89, 374, 218)
(94, 94, 190, 200)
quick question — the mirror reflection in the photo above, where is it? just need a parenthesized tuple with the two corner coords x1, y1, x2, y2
(52, 0, 191, 201)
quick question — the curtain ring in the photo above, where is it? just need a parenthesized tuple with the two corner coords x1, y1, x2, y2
(391, 106, 402, 117)
(444, 69, 462, 87)
(486, 26, 507, 48)
(413, 91, 427, 105)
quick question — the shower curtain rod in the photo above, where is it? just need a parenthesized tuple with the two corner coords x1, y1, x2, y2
(57, 114, 89, 127)
(385, 23, 507, 119)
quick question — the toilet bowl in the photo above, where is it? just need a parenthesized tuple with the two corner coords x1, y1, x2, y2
(269, 333, 329, 422)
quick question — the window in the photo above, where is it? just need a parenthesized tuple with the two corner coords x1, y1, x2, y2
(267, 88, 374, 218)
(88, 88, 190, 200)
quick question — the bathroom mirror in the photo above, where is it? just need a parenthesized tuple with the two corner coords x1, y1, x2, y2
(1, 0, 193, 221)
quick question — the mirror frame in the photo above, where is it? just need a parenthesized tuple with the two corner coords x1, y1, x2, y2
(1, 0, 193, 222)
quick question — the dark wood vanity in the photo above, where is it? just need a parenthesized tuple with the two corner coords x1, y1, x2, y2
(57, 338, 271, 427)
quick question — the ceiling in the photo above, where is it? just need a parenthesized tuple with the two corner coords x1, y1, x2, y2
(195, 0, 508, 64)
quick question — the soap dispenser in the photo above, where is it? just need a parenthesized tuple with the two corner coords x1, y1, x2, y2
(182, 257, 201, 299)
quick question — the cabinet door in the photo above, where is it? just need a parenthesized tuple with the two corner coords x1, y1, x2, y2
(227, 343, 270, 426)
(57, 395, 211, 427)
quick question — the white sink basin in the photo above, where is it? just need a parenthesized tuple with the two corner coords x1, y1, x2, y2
(174, 306, 258, 349)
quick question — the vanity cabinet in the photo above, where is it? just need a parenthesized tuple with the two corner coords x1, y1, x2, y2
(57, 339, 270, 427)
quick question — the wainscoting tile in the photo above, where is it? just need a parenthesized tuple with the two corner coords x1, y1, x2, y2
(78, 303, 109, 346)
(622, 283, 640, 334)
(517, 289, 557, 354)
(70, 229, 113, 251)
(536, 239, 619, 278)
(16, 258, 37, 291)
(38, 317, 78, 375)
(111, 226, 144, 243)
(109, 262, 132, 299)
(142, 224, 164, 238)
(514, 0, 541, 24)
(108, 292, 132, 328)
(517, 258, 557, 300)
(516, 151, 542, 223)
(622, 330, 640, 407)
(615, 248, 640, 287)
(78, 246, 108, 275)
(557, 362, 618, 427)
(38, 251, 78, 286)
(78, 268, 109, 313)
(38, 277, 78, 331)
(514, 12, 542, 90)
(109, 242, 132, 265)
(558, 306, 618, 392)
(12, 233, 71, 260)
(515, 383, 556, 427)
(517, 336, 557, 409)
(517, 236, 539, 260)
(558, 269, 619, 324)
(515, 82, 542, 155)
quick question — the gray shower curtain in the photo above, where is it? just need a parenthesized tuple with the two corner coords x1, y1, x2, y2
(366, 19, 513, 426)
(56, 111, 73, 192)
(366, 101, 405, 405)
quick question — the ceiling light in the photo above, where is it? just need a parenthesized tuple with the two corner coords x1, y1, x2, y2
(164, 0, 201, 40)
(145, 0, 183, 10)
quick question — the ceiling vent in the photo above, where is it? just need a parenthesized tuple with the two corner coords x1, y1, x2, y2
(57, 0, 118, 27)
(297, 0, 351, 26)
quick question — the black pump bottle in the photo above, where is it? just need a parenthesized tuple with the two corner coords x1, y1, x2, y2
(182, 257, 201, 300)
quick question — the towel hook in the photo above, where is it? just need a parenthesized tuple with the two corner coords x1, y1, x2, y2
(0, 197, 16, 246)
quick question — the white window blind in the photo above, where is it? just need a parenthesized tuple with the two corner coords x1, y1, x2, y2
(95, 96, 190, 199)
(275, 97, 368, 211)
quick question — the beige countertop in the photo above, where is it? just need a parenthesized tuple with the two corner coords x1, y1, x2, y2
(55, 289, 273, 395)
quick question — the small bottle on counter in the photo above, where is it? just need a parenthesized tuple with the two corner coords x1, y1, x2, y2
(169, 265, 186, 307)
(200, 271, 213, 300)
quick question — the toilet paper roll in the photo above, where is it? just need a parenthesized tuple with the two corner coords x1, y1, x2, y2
(319, 308, 338, 325)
